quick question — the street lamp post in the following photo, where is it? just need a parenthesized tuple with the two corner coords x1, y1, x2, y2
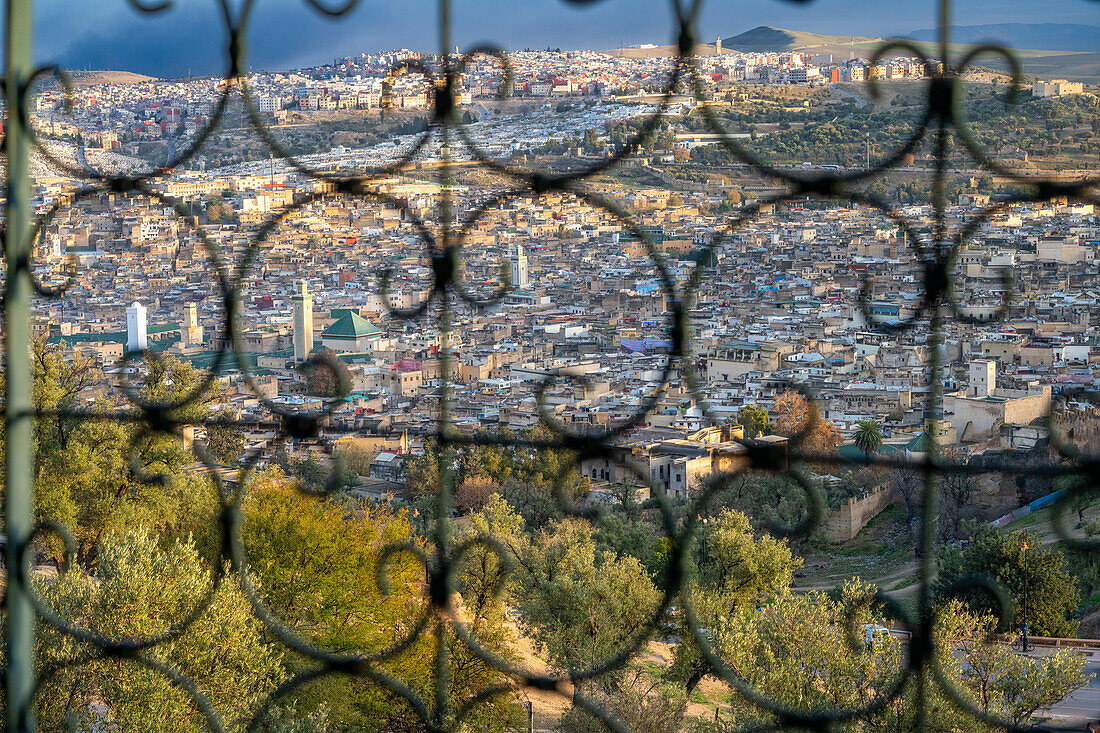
(697, 514, 709, 565)
(1020, 541, 1029, 653)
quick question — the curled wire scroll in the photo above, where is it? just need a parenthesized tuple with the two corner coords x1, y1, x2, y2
(3, 0, 1099, 730)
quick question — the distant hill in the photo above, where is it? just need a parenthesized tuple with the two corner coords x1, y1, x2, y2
(719, 26, 880, 53)
(604, 24, 1100, 83)
(65, 70, 158, 87)
(906, 23, 1100, 53)
(605, 26, 882, 60)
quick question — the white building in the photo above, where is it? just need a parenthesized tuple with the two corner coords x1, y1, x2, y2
(292, 279, 314, 364)
(510, 243, 530, 289)
(126, 301, 148, 352)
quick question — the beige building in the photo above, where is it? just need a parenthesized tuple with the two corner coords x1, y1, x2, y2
(1037, 236, 1091, 264)
(943, 360, 1051, 442)
(707, 340, 786, 383)
(381, 365, 423, 397)
(1032, 79, 1084, 98)
(581, 425, 788, 500)
(181, 303, 204, 347)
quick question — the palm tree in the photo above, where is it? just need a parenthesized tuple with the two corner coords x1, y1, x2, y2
(854, 420, 884, 465)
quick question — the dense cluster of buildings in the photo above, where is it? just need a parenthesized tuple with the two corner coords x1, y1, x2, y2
(29, 46, 941, 163)
(26, 144, 1100, 501)
(16, 48, 1096, 508)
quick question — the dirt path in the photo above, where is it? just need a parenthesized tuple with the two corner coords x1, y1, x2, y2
(501, 623, 730, 728)
(793, 558, 920, 592)
(501, 616, 573, 729)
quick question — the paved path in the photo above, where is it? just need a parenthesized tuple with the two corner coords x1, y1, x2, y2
(830, 84, 869, 108)
(1041, 656, 1100, 725)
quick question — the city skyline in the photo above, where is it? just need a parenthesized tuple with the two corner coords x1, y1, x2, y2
(20, 0, 1100, 77)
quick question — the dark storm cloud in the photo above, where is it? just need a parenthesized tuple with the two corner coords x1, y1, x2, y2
(19, 0, 1100, 78)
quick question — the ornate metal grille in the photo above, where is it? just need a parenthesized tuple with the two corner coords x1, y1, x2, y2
(2, 0, 1098, 731)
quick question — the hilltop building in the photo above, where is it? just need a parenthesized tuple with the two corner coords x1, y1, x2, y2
(1032, 79, 1084, 98)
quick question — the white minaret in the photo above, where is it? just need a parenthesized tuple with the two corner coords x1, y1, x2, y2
(510, 243, 530, 289)
(292, 279, 314, 363)
(126, 301, 148, 352)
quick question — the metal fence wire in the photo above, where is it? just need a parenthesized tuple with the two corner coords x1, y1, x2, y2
(3, 0, 1100, 730)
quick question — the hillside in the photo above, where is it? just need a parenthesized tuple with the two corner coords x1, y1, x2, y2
(602, 42, 722, 59)
(906, 23, 1100, 53)
(720, 26, 880, 53)
(65, 70, 159, 87)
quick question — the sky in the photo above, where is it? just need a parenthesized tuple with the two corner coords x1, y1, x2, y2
(18, 0, 1100, 78)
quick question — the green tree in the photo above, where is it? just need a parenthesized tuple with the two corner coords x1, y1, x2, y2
(737, 405, 768, 438)
(593, 511, 658, 573)
(287, 455, 333, 492)
(27, 529, 283, 733)
(510, 514, 679, 728)
(709, 590, 1090, 731)
(1064, 516, 1100, 613)
(513, 518, 661, 719)
(458, 430, 515, 485)
(20, 343, 222, 564)
(1063, 474, 1098, 527)
(670, 509, 801, 692)
(242, 472, 519, 730)
(956, 611, 1088, 726)
(581, 128, 601, 154)
(713, 580, 903, 728)
(557, 664, 686, 733)
(712, 472, 820, 546)
(204, 411, 244, 465)
(403, 438, 443, 495)
(458, 494, 525, 623)
(853, 419, 884, 464)
(934, 527, 1079, 637)
(503, 479, 562, 529)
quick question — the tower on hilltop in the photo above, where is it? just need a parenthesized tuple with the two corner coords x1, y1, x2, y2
(292, 279, 314, 364)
